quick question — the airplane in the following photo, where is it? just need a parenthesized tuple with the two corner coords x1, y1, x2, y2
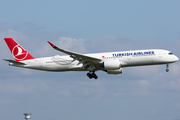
(3, 38, 179, 79)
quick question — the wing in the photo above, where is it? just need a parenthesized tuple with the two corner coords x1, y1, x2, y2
(47, 41, 103, 71)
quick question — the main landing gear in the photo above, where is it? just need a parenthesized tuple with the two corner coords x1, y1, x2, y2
(87, 71, 98, 79)
(166, 64, 169, 72)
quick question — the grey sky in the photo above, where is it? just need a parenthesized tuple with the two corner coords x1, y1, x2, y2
(1, 1, 180, 120)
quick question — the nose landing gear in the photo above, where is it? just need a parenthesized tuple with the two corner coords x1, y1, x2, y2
(166, 64, 169, 72)
(87, 71, 98, 79)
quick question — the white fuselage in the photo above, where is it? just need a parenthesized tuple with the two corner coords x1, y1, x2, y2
(10, 49, 179, 72)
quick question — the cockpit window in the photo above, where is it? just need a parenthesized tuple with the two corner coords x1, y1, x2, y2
(169, 52, 173, 55)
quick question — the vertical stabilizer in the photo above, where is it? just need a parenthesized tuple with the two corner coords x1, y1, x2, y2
(4, 38, 35, 61)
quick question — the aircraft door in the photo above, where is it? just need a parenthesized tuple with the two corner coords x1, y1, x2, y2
(127, 54, 132, 60)
(159, 51, 163, 58)
(39, 60, 43, 66)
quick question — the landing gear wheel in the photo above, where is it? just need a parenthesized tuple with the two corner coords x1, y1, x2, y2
(166, 64, 169, 72)
(92, 73, 98, 79)
(87, 72, 98, 79)
(87, 73, 93, 79)
(87, 73, 90, 76)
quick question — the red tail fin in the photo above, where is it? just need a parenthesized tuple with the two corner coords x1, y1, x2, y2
(4, 38, 35, 61)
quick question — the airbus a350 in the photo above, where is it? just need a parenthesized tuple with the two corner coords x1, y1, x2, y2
(3, 38, 179, 79)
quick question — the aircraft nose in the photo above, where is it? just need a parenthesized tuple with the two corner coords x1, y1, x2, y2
(174, 55, 179, 62)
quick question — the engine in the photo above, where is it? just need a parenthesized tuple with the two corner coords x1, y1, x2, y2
(100, 60, 121, 70)
(106, 68, 123, 74)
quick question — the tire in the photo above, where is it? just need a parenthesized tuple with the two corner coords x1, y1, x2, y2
(87, 73, 91, 76)
(94, 75, 98, 79)
(89, 74, 93, 79)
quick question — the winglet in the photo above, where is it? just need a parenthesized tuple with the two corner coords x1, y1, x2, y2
(47, 41, 58, 49)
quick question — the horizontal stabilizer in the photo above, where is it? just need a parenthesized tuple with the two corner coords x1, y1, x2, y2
(3, 59, 26, 65)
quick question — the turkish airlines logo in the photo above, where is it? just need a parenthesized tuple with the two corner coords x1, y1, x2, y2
(12, 45, 28, 61)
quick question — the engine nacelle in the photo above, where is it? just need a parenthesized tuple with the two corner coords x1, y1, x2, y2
(101, 60, 121, 70)
(106, 68, 123, 74)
